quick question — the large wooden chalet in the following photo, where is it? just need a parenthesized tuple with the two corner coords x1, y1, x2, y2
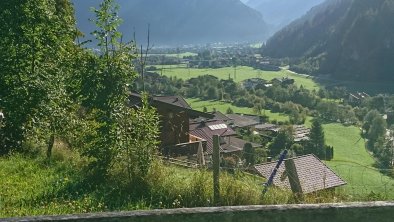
(129, 93, 213, 156)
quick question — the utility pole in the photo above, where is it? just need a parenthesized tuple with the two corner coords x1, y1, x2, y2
(213, 135, 220, 205)
(263, 149, 287, 195)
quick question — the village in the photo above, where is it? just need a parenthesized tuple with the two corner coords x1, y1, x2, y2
(2, 0, 394, 220)
(129, 89, 346, 195)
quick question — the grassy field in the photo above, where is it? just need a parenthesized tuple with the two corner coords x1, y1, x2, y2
(149, 52, 197, 58)
(323, 123, 394, 199)
(158, 65, 319, 91)
(186, 98, 289, 123)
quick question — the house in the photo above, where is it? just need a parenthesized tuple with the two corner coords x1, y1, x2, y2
(255, 123, 281, 139)
(271, 77, 295, 86)
(348, 92, 370, 105)
(193, 111, 232, 124)
(254, 124, 310, 142)
(129, 93, 214, 156)
(226, 113, 261, 130)
(241, 78, 267, 90)
(189, 119, 237, 155)
(221, 137, 262, 157)
(210, 111, 232, 123)
(293, 125, 310, 142)
(254, 154, 346, 194)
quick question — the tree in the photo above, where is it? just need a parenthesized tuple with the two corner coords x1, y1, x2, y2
(305, 119, 326, 158)
(269, 126, 294, 157)
(80, 0, 160, 181)
(243, 143, 255, 166)
(363, 110, 387, 150)
(115, 94, 159, 185)
(363, 110, 381, 134)
(205, 87, 219, 100)
(253, 104, 263, 116)
(226, 107, 234, 114)
(0, 0, 78, 154)
(289, 110, 306, 125)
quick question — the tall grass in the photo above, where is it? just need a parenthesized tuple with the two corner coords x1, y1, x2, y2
(0, 153, 365, 218)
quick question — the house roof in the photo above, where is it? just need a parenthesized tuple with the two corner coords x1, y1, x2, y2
(226, 114, 260, 128)
(293, 125, 311, 142)
(254, 154, 346, 194)
(221, 137, 262, 154)
(210, 111, 232, 122)
(255, 123, 280, 132)
(191, 111, 231, 123)
(129, 93, 213, 119)
(153, 96, 191, 109)
(189, 120, 237, 155)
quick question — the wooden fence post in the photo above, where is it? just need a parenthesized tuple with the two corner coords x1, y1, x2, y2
(213, 135, 220, 205)
(285, 159, 303, 201)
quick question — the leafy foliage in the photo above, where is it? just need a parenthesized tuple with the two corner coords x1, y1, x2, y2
(0, 0, 78, 154)
(305, 119, 327, 159)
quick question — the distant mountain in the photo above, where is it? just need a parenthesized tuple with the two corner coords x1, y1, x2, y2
(245, 0, 324, 30)
(263, 0, 394, 81)
(72, 0, 269, 46)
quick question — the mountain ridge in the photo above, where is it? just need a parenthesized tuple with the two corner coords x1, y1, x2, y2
(263, 0, 394, 81)
(245, 0, 324, 31)
(72, 0, 269, 46)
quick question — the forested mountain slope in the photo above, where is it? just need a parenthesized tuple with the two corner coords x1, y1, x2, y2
(73, 0, 269, 46)
(263, 0, 394, 81)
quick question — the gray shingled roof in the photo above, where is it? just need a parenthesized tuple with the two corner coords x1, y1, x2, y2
(153, 96, 191, 109)
(189, 120, 237, 155)
(221, 137, 262, 154)
(254, 154, 346, 194)
(226, 114, 260, 128)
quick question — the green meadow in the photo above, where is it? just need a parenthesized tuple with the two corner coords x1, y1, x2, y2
(149, 52, 198, 58)
(324, 123, 394, 199)
(158, 65, 319, 91)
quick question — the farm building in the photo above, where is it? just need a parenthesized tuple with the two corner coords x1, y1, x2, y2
(254, 154, 346, 194)
(189, 119, 236, 155)
(129, 93, 213, 156)
(226, 113, 261, 130)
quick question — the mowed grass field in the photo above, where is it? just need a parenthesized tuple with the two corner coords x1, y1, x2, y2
(149, 52, 197, 58)
(323, 123, 394, 199)
(158, 65, 319, 91)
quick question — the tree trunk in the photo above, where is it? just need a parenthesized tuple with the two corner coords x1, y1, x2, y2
(47, 134, 55, 161)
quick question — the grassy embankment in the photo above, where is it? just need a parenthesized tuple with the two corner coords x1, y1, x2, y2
(0, 153, 298, 218)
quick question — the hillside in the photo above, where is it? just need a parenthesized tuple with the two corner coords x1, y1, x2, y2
(245, 0, 324, 30)
(72, 0, 269, 46)
(262, 0, 394, 81)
